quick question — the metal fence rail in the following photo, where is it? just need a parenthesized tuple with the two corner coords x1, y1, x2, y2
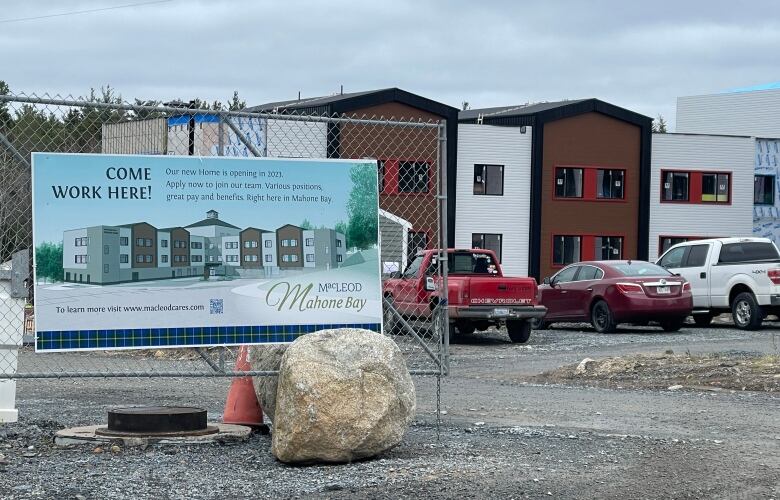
(0, 92, 449, 379)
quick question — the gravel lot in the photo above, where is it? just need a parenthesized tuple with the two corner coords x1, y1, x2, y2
(2, 322, 779, 499)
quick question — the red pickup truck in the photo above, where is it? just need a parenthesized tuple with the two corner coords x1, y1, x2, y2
(383, 249, 546, 343)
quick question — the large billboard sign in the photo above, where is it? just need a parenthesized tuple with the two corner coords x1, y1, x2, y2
(32, 153, 381, 352)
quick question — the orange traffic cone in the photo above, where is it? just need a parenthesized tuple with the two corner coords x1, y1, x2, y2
(222, 345, 267, 432)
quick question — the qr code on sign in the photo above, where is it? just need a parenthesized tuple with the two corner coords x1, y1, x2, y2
(210, 299, 224, 315)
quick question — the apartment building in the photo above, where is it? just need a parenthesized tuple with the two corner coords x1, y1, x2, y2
(457, 99, 653, 280)
(62, 211, 345, 285)
(649, 133, 755, 257)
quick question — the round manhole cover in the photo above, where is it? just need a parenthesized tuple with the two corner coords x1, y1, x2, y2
(96, 406, 216, 436)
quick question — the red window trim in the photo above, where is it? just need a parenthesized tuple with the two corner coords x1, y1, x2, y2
(379, 158, 435, 196)
(552, 165, 627, 203)
(660, 169, 733, 205)
(551, 233, 627, 269)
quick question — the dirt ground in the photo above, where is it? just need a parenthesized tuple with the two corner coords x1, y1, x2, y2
(2, 323, 779, 499)
(534, 352, 780, 392)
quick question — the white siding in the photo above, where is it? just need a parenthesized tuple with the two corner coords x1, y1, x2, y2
(303, 230, 316, 268)
(454, 124, 532, 276)
(266, 119, 327, 158)
(222, 235, 240, 266)
(262, 233, 277, 267)
(63, 228, 88, 270)
(676, 89, 780, 137)
(649, 133, 754, 258)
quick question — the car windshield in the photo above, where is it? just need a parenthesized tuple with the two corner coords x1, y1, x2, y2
(611, 261, 672, 277)
(446, 252, 498, 275)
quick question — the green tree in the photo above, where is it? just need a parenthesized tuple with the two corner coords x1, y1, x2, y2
(35, 242, 63, 283)
(0, 80, 11, 132)
(345, 163, 378, 250)
(334, 221, 348, 246)
(228, 91, 246, 111)
(300, 219, 313, 230)
(652, 114, 668, 133)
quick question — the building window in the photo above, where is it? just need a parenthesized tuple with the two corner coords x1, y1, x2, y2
(554, 168, 583, 198)
(191, 241, 203, 249)
(135, 254, 144, 263)
(595, 236, 623, 260)
(290, 239, 298, 247)
(471, 233, 502, 262)
(191, 255, 202, 263)
(120, 254, 129, 263)
(755, 175, 775, 205)
(144, 254, 153, 263)
(305, 238, 314, 247)
(103, 245, 109, 255)
(75, 255, 89, 264)
(702, 173, 730, 203)
(264, 240, 272, 248)
(160, 255, 167, 263)
(408, 231, 428, 260)
(336, 239, 342, 248)
(145, 238, 153, 247)
(226, 255, 239, 263)
(337, 254, 343, 263)
(74, 237, 89, 247)
(160, 239, 168, 248)
(597, 170, 624, 199)
(103, 264, 109, 274)
(662, 171, 689, 201)
(265, 254, 272, 262)
(398, 161, 429, 193)
(224, 241, 238, 249)
(378, 160, 385, 193)
(120, 237, 129, 246)
(291, 254, 299, 262)
(553, 236, 581, 266)
(244, 240, 258, 248)
(473, 164, 504, 196)
(306, 254, 315, 262)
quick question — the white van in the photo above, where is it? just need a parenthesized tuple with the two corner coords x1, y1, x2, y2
(656, 237, 780, 330)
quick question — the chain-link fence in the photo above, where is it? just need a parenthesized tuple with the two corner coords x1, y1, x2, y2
(0, 93, 449, 379)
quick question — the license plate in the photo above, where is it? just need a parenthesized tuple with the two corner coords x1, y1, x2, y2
(493, 308, 510, 317)
(656, 286, 670, 294)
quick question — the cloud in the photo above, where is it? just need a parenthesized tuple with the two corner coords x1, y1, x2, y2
(1, 0, 779, 129)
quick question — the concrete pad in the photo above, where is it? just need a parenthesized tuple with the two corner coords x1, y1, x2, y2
(55, 423, 252, 447)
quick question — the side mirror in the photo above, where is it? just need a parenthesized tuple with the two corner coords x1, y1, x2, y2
(425, 276, 436, 292)
(542, 277, 551, 285)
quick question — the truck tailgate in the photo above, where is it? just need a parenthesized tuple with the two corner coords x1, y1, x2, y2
(466, 277, 537, 306)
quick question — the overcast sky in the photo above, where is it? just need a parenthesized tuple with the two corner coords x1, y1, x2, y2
(2, 0, 779, 130)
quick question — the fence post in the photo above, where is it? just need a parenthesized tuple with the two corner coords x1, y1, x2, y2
(438, 121, 449, 375)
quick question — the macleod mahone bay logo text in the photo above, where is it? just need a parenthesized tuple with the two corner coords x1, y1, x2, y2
(266, 282, 367, 313)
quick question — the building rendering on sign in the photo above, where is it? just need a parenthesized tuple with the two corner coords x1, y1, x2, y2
(62, 210, 346, 285)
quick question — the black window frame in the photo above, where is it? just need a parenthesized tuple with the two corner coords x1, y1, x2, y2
(596, 169, 625, 199)
(701, 172, 730, 204)
(595, 236, 623, 260)
(407, 231, 428, 261)
(471, 233, 502, 262)
(398, 161, 430, 193)
(554, 168, 584, 198)
(754, 174, 775, 206)
(662, 171, 690, 202)
(473, 164, 504, 196)
(552, 235, 582, 266)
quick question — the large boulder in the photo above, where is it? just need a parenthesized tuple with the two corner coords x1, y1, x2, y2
(271, 328, 415, 464)
(249, 344, 289, 422)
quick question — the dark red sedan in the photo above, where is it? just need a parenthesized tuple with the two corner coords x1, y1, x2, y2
(535, 260, 693, 333)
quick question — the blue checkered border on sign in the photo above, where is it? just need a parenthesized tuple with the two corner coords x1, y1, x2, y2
(36, 323, 382, 351)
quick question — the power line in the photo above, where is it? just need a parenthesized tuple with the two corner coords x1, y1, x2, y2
(0, 0, 173, 24)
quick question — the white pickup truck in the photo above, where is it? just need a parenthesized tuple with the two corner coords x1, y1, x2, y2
(656, 237, 780, 330)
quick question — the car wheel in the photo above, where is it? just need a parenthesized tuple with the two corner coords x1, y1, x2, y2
(660, 317, 685, 332)
(383, 296, 399, 335)
(529, 318, 548, 330)
(731, 292, 763, 330)
(692, 314, 714, 327)
(506, 320, 532, 343)
(455, 320, 475, 336)
(591, 300, 617, 334)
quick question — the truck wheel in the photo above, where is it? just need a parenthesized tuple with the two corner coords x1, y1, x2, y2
(506, 320, 531, 343)
(529, 318, 548, 330)
(660, 317, 685, 332)
(455, 320, 475, 336)
(731, 292, 763, 330)
(383, 296, 399, 335)
(692, 314, 714, 327)
(591, 300, 617, 333)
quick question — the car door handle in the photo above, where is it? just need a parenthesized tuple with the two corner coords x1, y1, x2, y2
(700, 272, 706, 279)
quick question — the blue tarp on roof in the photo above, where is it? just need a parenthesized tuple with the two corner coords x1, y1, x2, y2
(721, 82, 780, 94)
